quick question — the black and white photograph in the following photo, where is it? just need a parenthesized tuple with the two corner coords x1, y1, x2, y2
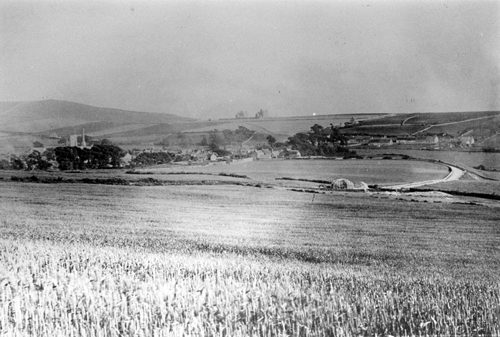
(0, 0, 499, 335)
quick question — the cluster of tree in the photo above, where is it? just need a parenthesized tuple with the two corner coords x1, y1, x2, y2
(131, 152, 175, 166)
(285, 124, 353, 156)
(54, 144, 125, 170)
(0, 149, 56, 171)
(255, 109, 268, 118)
(235, 111, 248, 119)
(235, 109, 268, 119)
(199, 126, 255, 149)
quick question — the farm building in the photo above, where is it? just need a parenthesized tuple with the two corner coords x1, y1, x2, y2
(287, 150, 301, 158)
(415, 135, 439, 144)
(262, 149, 272, 158)
(253, 149, 271, 160)
(459, 136, 475, 147)
(120, 153, 133, 167)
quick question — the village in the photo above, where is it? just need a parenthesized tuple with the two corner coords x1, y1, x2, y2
(0, 117, 481, 172)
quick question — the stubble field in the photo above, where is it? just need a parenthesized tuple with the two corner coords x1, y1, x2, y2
(137, 159, 450, 186)
(1, 180, 499, 336)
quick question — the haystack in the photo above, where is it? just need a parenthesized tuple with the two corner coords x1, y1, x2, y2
(353, 181, 369, 191)
(331, 178, 355, 190)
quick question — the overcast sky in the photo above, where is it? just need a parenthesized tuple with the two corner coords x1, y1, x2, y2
(1, 0, 499, 119)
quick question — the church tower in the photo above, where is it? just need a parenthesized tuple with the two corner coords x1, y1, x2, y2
(81, 129, 86, 148)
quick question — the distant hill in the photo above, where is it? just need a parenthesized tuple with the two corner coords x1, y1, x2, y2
(0, 100, 194, 134)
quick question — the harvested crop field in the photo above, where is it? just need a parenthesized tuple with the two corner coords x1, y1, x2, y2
(1, 181, 499, 336)
(146, 159, 450, 186)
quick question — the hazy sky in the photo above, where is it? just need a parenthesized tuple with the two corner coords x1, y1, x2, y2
(1, 0, 499, 119)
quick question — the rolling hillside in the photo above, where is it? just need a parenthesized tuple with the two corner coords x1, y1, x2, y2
(0, 100, 193, 134)
(0, 100, 195, 153)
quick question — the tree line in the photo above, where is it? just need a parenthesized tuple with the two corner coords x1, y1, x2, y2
(1, 143, 127, 171)
(283, 124, 354, 156)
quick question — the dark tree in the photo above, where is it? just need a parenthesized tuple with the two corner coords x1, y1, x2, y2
(26, 150, 52, 170)
(100, 139, 113, 145)
(54, 144, 125, 170)
(10, 156, 26, 170)
(267, 135, 276, 148)
(208, 131, 221, 152)
(44, 148, 56, 161)
(0, 159, 10, 170)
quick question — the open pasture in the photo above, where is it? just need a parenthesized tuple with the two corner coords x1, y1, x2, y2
(0, 181, 499, 336)
(158, 159, 450, 186)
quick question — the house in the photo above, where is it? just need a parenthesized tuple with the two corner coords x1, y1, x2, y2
(120, 153, 133, 167)
(261, 149, 272, 158)
(459, 136, 475, 147)
(288, 150, 301, 158)
(252, 150, 264, 160)
(428, 135, 439, 144)
(209, 153, 218, 161)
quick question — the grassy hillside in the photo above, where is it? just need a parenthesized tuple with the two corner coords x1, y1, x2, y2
(186, 114, 386, 136)
(420, 115, 500, 138)
(361, 111, 500, 126)
(0, 100, 193, 133)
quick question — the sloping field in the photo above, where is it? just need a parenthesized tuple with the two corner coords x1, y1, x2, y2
(422, 115, 500, 138)
(1, 118, 95, 133)
(39, 121, 160, 137)
(480, 133, 500, 148)
(404, 111, 500, 125)
(0, 182, 498, 336)
(102, 121, 228, 138)
(360, 113, 416, 126)
(341, 125, 424, 136)
(184, 114, 386, 136)
(0, 100, 193, 133)
(361, 111, 500, 126)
